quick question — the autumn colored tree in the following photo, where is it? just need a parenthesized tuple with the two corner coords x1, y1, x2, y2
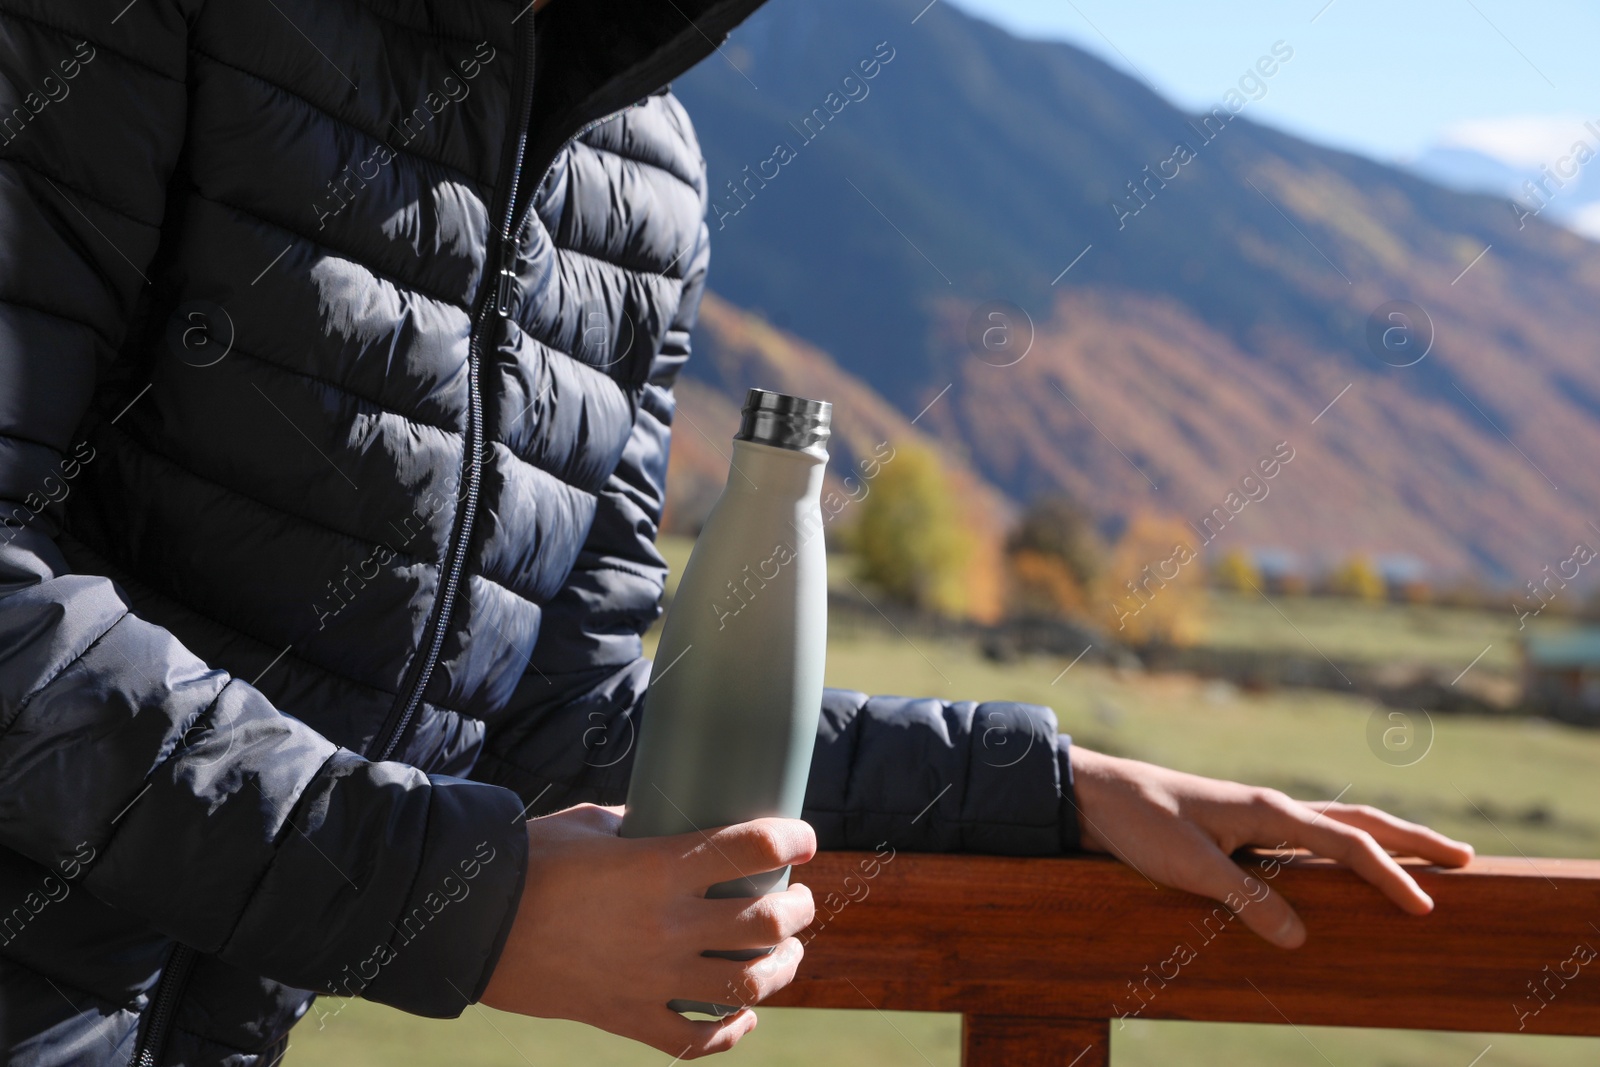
(1007, 495, 1101, 585)
(1213, 548, 1260, 593)
(1329, 554, 1386, 602)
(854, 444, 972, 616)
(1007, 550, 1087, 618)
(1094, 512, 1207, 646)
(1005, 494, 1101, 619)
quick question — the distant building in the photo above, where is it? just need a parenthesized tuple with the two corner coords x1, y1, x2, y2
(1522, 629, 1600, 723)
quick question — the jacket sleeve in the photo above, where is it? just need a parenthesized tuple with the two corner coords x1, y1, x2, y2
(804, 693, 1079, 854)
(470, 215, 1083, 855)
(0, 1, 527, 1018)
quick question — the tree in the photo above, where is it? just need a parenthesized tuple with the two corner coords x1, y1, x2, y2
(1093, 512, 1207, 646)
(854, 444, 972, 616)
(1329, 554, 1386, 602)
(1007, 494, 1101, 586)
(1213, 549, 1260, 593)
(1005, 494, 1102, 619)
(1008, 549, 1088, 618)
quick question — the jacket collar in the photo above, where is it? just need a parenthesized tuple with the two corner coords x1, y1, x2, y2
(528, 0, 772, 166)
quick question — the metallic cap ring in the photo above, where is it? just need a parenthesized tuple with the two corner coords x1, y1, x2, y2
(733, 388, 831, 451)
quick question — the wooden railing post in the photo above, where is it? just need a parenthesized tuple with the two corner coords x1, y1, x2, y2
(962, 1014, 1109, 1066)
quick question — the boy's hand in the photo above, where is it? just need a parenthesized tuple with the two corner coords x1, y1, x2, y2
(481, 803, 816, 1059)
(1069, 746, 1475, 948)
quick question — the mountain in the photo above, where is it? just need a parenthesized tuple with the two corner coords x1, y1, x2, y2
(1405, 116, 1600, 241)
(671, 0, 1600, 583)
(671, 292, 1009, 523)
(664, 292, 1014, 615)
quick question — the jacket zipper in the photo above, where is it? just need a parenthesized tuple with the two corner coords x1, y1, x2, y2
(130, 14, 543, 1066)
(373, 21, 660, 762)
(372, 8, 539, 763)
(132, 942, 196, 1067)
(376, 0, 775, 764)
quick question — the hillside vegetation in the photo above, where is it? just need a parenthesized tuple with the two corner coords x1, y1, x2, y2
(675, 0, 1600, 582)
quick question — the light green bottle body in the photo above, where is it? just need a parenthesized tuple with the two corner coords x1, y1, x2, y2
(621, 432, 829, 1016)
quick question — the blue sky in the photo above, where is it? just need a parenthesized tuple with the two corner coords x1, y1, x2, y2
(944, 0, 1599, 164)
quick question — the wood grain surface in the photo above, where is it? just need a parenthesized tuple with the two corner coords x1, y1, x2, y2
(768, 850, 1600, 1042)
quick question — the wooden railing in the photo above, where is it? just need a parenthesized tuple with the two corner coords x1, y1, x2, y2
(770, 851, 1600, 1065)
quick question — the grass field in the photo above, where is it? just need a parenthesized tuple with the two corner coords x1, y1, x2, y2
(292, 999, 1600, 1067)
(815, 622, 1600, 860)
(291, 541, 1600, 1067)
(1199, 587, 1560, 679)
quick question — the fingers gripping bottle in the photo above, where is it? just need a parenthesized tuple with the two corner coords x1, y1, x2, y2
(621, 389, 831, 1017)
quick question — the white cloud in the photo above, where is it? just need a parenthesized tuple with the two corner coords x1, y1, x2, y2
(1567, 201, 1600, 241)
(1436, 114, 1597, 169)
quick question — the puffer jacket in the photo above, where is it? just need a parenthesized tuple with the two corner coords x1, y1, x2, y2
(0, 1, 1077, 1064)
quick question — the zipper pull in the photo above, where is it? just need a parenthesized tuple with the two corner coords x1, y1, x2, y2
(494, 238, 520, 318)
(495, 264, 518, 318)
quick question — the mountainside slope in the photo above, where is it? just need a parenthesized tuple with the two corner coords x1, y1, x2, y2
(665, 292, 1015, 619)
(666, 292, 1011, 539)
(673, 0, 1600, 581)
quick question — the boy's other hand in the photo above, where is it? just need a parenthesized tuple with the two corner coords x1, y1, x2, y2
(481, 803, 816, 1058)
(1070, 746, 1475, 948)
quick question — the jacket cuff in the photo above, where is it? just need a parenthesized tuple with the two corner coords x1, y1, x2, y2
(1056, 734, 1082, 854)
(805, 690, 1063, 854)
(359, 775, 529, 1017)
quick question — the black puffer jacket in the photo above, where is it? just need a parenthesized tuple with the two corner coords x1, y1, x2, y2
(0, 1, 1075, 1064)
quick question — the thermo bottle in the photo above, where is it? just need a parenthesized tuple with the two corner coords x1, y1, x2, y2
(620, 388, 831, 1017)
